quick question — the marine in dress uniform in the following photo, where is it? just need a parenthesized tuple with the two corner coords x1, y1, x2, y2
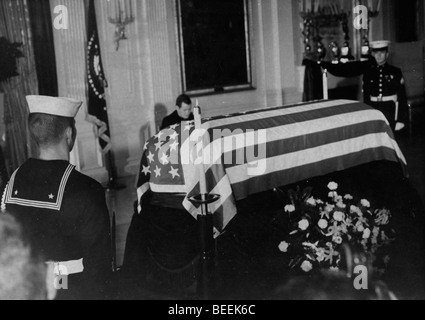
(1, 96, 112, 300)
(363, 41, 408, 131)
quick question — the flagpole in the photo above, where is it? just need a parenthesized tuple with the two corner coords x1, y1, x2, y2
(86, 0, 124, 191)
(105, 147, 125, 190)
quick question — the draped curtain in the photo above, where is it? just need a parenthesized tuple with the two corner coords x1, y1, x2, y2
(27, 0, 58, 97)
(0, 0, 39, 174)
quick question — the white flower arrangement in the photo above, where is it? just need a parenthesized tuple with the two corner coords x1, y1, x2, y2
(279, 182, 396, 275)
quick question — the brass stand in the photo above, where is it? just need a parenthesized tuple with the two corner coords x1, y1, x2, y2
(189, 194, 220, 300)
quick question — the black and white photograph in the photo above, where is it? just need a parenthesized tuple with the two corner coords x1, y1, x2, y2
(0, 0, 424, 303)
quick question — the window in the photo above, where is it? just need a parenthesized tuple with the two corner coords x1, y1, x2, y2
(177, 0, 252, 95)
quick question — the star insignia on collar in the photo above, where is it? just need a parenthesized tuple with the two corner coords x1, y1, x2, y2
(48, 194, 55, 200)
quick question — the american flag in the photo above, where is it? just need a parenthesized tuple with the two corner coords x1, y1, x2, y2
(137, 122, 193, 208)
(86, 0, 111, 154)
(137, 100, 408, 234)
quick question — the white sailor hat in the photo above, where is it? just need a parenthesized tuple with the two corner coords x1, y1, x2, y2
(370, 40, 390, 51)
(26, 95, 82, 118)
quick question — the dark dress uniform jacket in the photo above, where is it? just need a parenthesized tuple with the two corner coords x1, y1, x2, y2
(363, 63, 408, 129)
(1, 159, 112, 300)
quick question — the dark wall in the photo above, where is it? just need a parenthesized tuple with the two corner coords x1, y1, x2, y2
(393, 0, 422, 42)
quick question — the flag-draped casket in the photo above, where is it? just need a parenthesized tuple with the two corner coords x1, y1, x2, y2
(136, 99, 407, 235)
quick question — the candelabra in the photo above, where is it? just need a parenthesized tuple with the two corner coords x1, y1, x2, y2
(302, 18, 314, 59)
(300, 4, 349, 62)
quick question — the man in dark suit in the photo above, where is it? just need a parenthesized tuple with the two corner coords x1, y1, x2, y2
(1, 95, 112, 300)
(363, 41, 408, 131)
(160, 94, 194, 130)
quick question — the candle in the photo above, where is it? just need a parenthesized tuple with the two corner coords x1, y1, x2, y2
(193, 103, 207, 196)
(322, 69, 328, 100)
(129, 0, 133, 18)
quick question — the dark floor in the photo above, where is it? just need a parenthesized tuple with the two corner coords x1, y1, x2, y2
(109, 107, 425, 300)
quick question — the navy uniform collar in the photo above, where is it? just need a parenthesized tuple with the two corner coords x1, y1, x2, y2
(3, 160, 75, 211)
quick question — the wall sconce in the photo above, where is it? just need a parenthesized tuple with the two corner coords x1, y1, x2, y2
(107, 0, 134, 51)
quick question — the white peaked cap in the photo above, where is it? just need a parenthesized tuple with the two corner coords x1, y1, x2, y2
(26, 95, 82, 118)
(370, 40, 390, 50)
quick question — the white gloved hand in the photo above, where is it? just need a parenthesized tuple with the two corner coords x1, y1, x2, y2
(395, 122, 405, 132)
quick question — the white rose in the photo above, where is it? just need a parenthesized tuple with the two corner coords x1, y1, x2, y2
(328, 182, 338, 191)
(333, 211, 345, 222)
(350, 205, 363, 217)
(298, 219, 310, 231)
(344, 194, 353, 200)
(325, 204, 335, 213)
(301, 260, 313, 273)
(318, 219, 328, 230)
(357, 224, 365, 233)
(363, 228, 371, 239)
(328, 191, 337, 198)
(306, 197, 316, 206)
(285, 205, 296, 213)
(278, 241, 290, 253)
(361, 199, 371, 208)
(336, 201, 346, 209)
(372, 227, 380, 239)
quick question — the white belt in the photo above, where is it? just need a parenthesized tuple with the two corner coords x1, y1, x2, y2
(370, 95, 397, 103)
(46, 259, 84, 276)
